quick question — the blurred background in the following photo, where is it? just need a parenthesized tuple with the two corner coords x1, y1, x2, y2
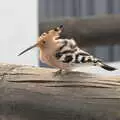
(38, 0, 120, 67)
(0, 0, 38, 66)
(0, 0, 120, 67)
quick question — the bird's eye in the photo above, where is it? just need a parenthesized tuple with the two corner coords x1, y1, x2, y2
(54, 28, 59, 31)
(42, 40, 46, 44)
(42, 32, 47, 36)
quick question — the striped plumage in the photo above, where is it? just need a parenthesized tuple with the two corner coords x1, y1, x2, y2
(55, 38, 116, 71)
(18, 25, 117, 73)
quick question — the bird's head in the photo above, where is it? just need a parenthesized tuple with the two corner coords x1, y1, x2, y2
(18, 25, 63, 56)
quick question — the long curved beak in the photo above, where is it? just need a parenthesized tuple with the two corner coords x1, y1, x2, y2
(18, 43, 38, 56)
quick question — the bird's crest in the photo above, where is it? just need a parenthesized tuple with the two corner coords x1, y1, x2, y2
(38, 25, 63, 42)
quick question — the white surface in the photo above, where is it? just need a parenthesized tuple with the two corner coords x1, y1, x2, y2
(75, 62, 120, 76)
(0, 0, 38, 66)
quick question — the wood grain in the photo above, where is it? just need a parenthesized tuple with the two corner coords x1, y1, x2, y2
(0, 63, 120, 120)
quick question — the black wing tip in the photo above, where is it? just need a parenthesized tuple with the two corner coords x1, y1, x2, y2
(101, 63, 117, 71)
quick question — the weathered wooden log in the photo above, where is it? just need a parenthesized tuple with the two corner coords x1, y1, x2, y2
(39, 14, 120, 47)
(0, 63, 120, 120)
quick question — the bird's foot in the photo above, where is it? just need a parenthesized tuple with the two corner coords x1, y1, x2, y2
(53, 69, 72, 77)
(53, 69, 62, 76)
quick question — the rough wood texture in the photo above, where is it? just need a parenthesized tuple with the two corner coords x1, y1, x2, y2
(39, 14, 120, 47)
(0, 63, 120, 120)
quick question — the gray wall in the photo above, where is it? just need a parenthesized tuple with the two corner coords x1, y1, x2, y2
(38, 0, 120, 66)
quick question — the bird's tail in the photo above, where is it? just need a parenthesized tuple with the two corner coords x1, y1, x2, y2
(91, 57, 117, 71)
(80, 55, 117, 71)
(97, 62, 117, 71)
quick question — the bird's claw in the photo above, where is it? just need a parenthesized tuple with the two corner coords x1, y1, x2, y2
(53, 69, 62, 76)
(53, 69, 71, 77)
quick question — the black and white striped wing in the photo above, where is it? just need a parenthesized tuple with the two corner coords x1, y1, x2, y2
(55, 38, 97, 64)
(55, 38, 116, 71)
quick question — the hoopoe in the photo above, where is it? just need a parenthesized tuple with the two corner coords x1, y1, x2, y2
(18, 25, 116, 74)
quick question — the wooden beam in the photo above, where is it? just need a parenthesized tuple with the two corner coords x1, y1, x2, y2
(39, 14, 120, 47)
(0, 63, 120, 120)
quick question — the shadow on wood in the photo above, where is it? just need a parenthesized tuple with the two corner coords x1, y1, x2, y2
(0, 63, 120, 120)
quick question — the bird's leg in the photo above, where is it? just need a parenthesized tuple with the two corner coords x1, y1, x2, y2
(53, 69, 63, 76)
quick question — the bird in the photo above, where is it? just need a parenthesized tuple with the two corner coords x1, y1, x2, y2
(18, 25, 117, 75)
